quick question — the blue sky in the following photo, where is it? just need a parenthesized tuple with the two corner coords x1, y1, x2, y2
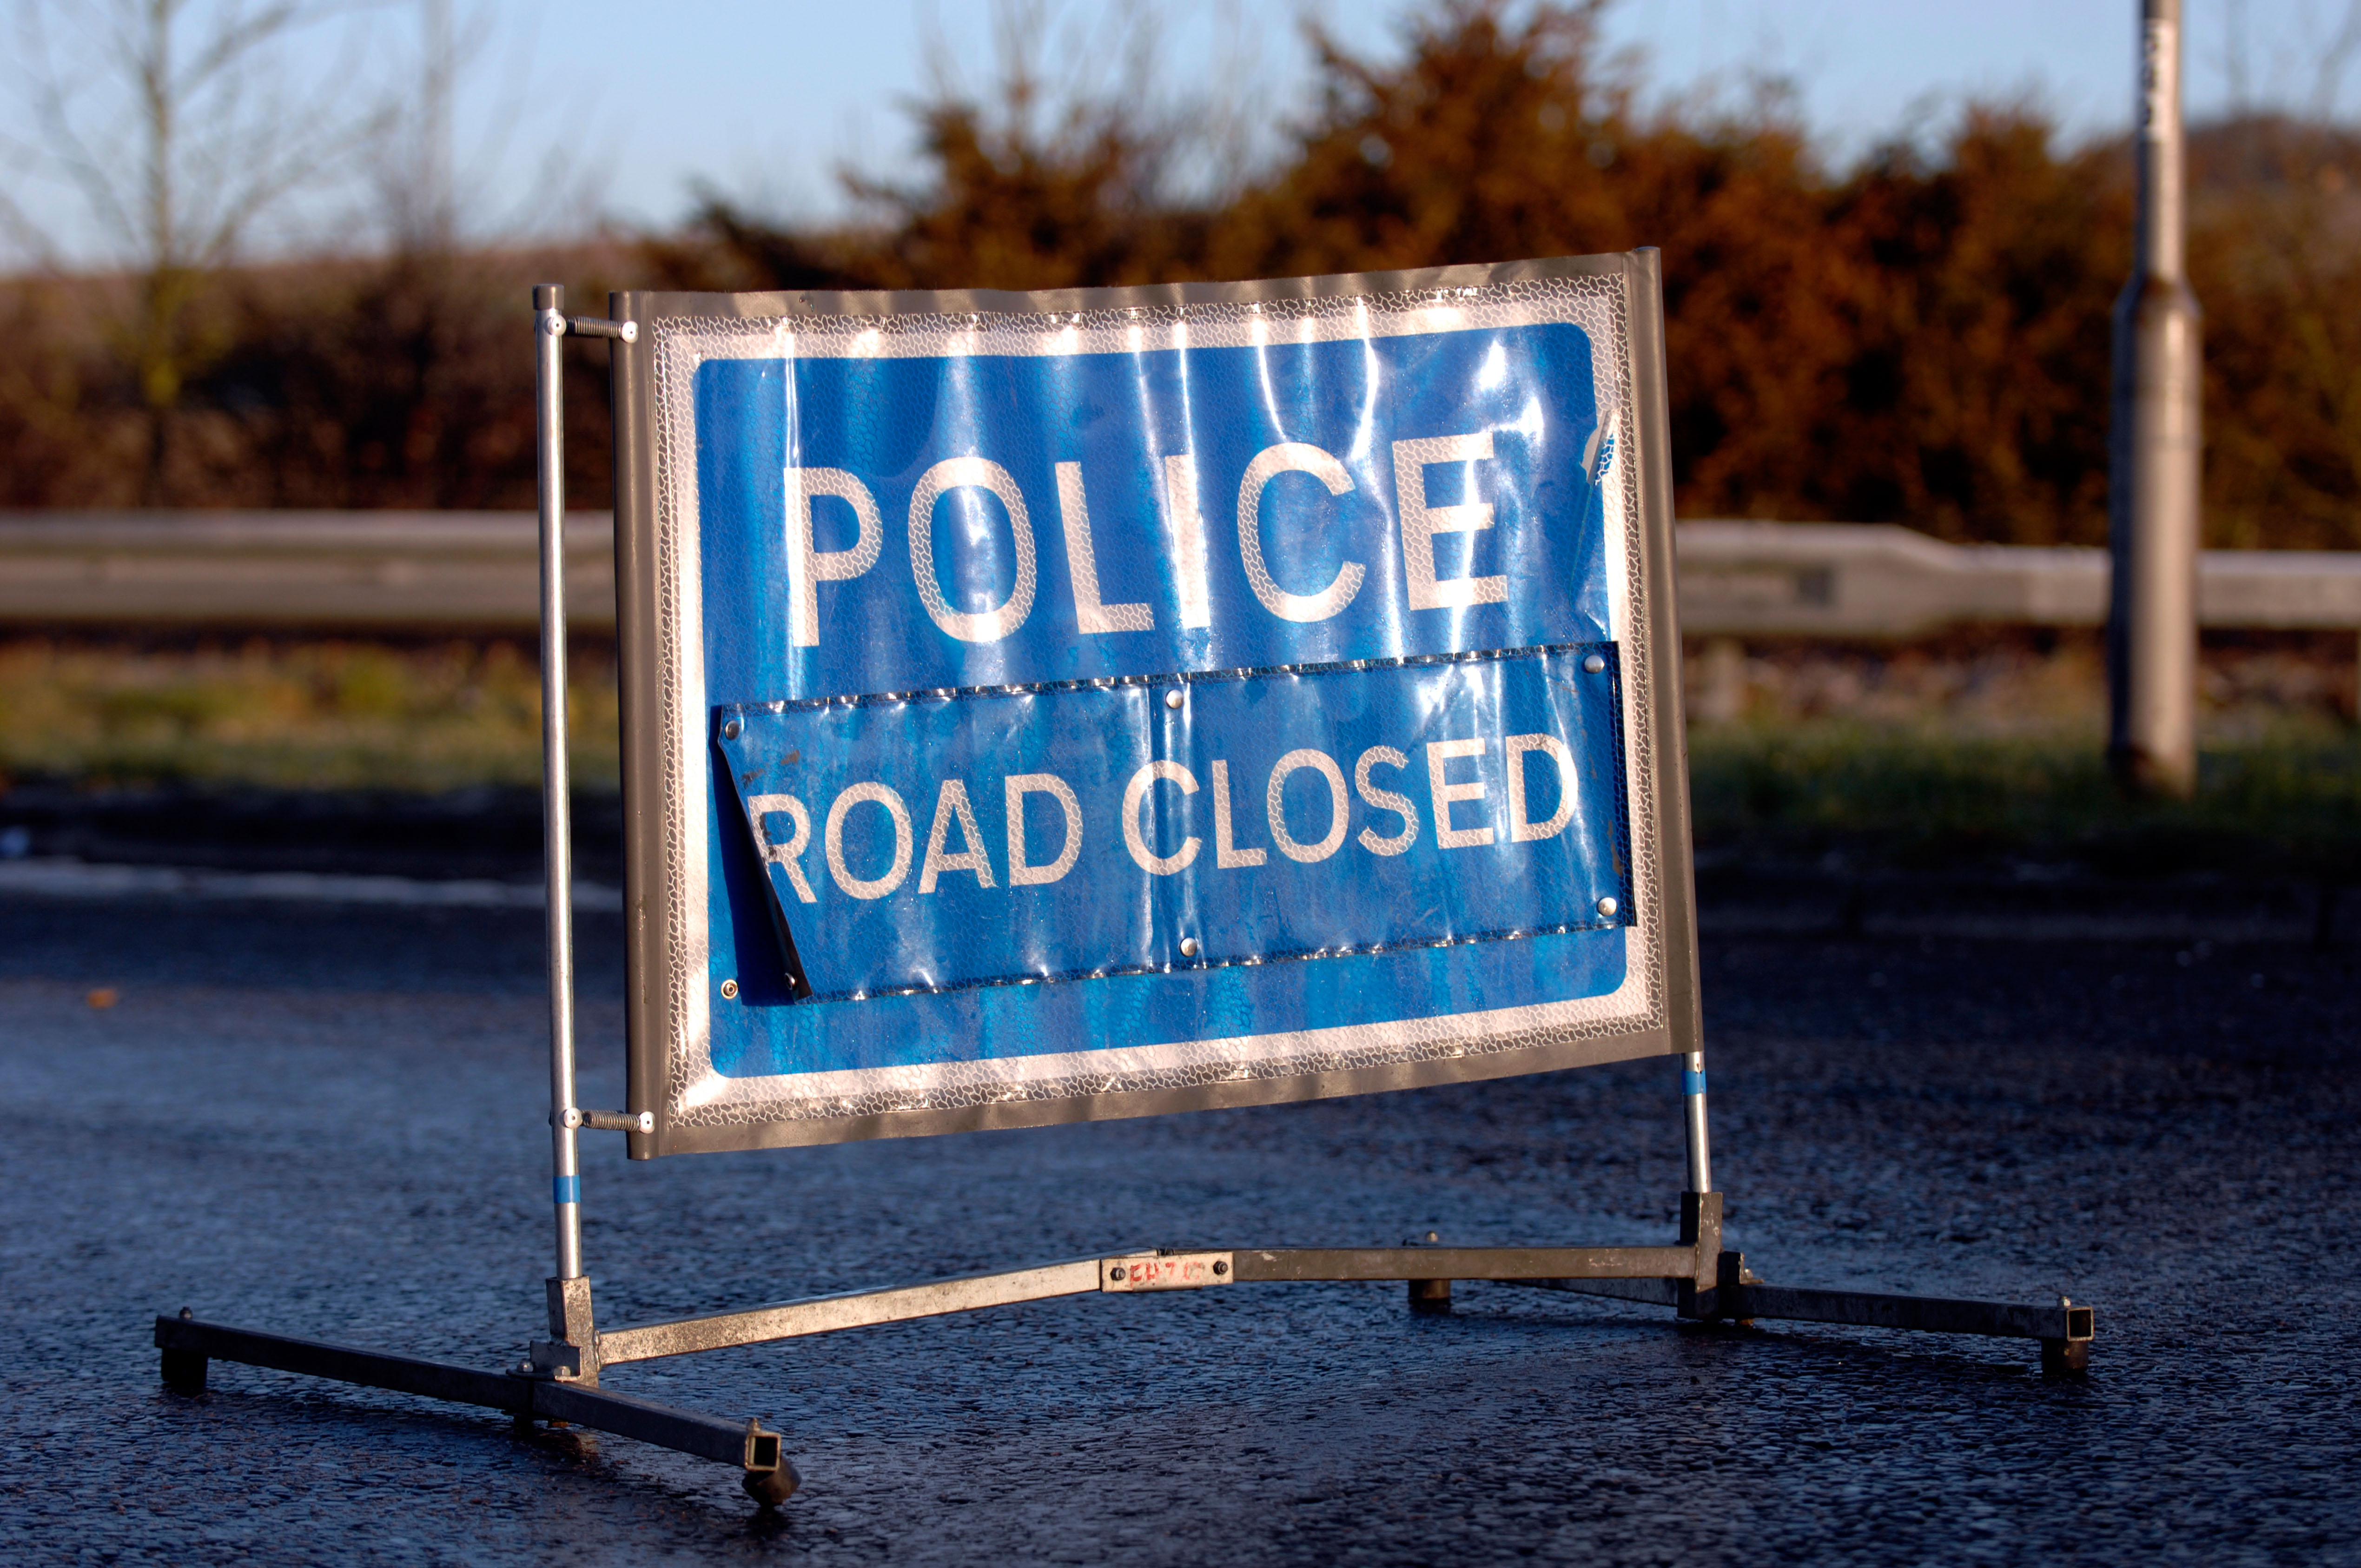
(7, 0, 2358, 261)
(489, 0, 2361, 233)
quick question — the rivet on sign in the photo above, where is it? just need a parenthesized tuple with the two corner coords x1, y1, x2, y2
(1582, 653, 1607, 674)
(1212, 1260, 1228, 1275)
(1165, 689, 1184, 709)
(720, 978, 739, 1000)
(1596, 896, 1619, 917)
(721, 717, 742, 739)
(1179, 937, 1200, 958)
(1110, 1267, 1125, 1282)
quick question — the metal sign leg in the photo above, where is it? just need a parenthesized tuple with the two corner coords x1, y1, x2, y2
(1682, 1049, 1713, 1197)
(534, 283, 584, 1289)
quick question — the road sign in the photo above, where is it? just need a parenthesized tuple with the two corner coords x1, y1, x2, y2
(151, 266, 2094, 1503)
(608, 254, 1701, 1155)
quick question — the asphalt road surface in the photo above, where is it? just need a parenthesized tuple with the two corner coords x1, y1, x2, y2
(2, 884, 2354, 1565)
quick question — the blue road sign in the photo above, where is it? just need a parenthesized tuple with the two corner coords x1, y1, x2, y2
(616, 258, 1693, 1152)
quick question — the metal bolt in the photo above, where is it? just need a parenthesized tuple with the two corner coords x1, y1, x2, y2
(721, 717, 742, 740)
(720, 978, 739, 1000)
(1179, 937, 1200, 958)
(1109, 1267, 1125, 1282)
(539, 311, 567, 336)
(618, 320, 640, 344)
(1596, 896, 1618, 917)
(1582, 653, 1606, 674)
(1165, 689, 1184, 710)
(1212, 1260, 1228, 1276)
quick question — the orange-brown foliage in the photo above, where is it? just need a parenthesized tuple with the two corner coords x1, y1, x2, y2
(1, 0, 2354, 549)
(652, 0, 2361, 549)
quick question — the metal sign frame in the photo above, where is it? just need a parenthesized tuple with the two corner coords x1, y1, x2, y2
(152, 255, 2097, 1511)
(606, 254, 1701, 1158)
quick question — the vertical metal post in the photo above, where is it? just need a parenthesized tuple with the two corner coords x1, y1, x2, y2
(1681, 1051, 1712, 1196)
(2108, 0, 2202, 799)
(535, 283, 583, 1282)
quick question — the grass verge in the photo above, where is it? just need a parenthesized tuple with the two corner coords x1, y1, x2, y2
(0, 638, 616, 794)
(1687, 720, 2361, 879)
(2, 638, 2353, 880)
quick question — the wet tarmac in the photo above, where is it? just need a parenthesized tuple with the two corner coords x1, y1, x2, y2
(2, 888, 2354, 1565)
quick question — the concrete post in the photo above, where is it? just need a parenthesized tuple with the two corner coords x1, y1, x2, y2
(2108, 0, 2202, 798)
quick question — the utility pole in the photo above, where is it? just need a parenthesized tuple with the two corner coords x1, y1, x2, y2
(2108, 0, 2203, 798)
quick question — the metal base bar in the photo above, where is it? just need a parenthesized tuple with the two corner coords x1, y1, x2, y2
(1232, 1245, 1701, 1284)
(1523, 1259, 2094, 1346)
(593, 1244, 1714, 1366)
(597, 1258, 1108, 1365)
(1719, 1280, 2092, 1343)
(152, 1315, 793, 1484)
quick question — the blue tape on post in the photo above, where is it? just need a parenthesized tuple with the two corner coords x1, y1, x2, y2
(1682, 1067, 1707, 1096)
(553, 1175, 581, 1206)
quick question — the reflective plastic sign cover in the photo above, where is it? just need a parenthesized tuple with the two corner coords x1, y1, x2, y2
(608, 252, 1702, 1156)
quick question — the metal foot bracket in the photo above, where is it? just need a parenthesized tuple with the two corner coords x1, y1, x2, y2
(152, 1314, 797, 1497)
(1529, 1250, 2096, 1366)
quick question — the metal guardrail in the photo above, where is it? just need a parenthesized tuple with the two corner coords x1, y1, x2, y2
(1675, 521, 2361, 636)
(0, 511, 2354, 636)
(0, 511, 619, 631)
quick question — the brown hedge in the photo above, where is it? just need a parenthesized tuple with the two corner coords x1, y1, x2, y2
(3, 0, 2354, 548)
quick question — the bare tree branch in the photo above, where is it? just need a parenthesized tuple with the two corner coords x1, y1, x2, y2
(2310, 0, 2361, 121)
(7, 0, 397, 500)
